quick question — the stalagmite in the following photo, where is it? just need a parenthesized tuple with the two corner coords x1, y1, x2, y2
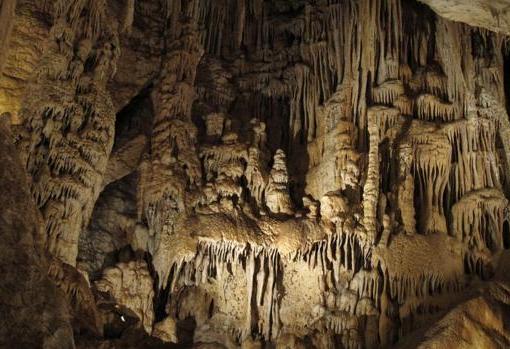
(265, 149, 294, 215)
(396, 143, 416, 235)
(245, 147, 268, 209)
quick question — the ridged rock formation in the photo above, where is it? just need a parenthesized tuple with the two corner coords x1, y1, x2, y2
(2, 0, 510, 348)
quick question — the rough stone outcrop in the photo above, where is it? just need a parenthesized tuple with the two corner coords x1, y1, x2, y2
(96, 260, 154, 334)
(0, 113, 75, 348)
(420, 0, 510, 35)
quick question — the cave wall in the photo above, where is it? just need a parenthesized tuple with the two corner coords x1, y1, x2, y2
(0, 110, 75, 348)
(2, 0, 510, 348)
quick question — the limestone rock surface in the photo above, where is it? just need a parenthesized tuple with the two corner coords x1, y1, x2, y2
(420, 0, 510, 35)
(3, 0, 510, 348)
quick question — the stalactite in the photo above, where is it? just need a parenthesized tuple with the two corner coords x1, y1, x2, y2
(421, 69, 449, 100)
(168, 241, 282, 341)
(435, 18, 467, 110)
(368, 106, 404, 141)
(371, 80, 405, 106)
(53, 0, 108, 40)
(375, 0, 402, 85)
(478, 89, 510, 195)
(352, 0, 379, 137)
(415, 94, 456, 122)
(444, 119, 500, 200)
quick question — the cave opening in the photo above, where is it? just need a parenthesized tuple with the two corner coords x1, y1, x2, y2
(504, 220, 510, 249)
(504, 46, 510, 114)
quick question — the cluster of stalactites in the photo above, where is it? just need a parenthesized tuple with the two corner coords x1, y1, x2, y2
(298, 231, 364, 283)
(52, 0, 109, 40)
(451, 189, 508, 253)
(445, 118, 501, 199)
(226, 0, 504, 153)
(18, 0, 119, 265)
(165, 225, 378, 344)
(205, 0, 405, 147)
(102, 1, 510, 346)
(169, 241, 281, 341)
(361, 25, 506, 240)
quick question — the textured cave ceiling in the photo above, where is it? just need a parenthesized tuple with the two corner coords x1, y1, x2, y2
(3, 0, 510, 348)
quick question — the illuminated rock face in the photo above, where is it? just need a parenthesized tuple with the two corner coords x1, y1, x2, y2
(419, 0, 510, 35)
(3, 0, 510, 348)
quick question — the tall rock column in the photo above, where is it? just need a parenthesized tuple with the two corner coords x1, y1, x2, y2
(138, 0, 204, 287)
(18, 0, 120, 265)
(363, 110, 381, 245)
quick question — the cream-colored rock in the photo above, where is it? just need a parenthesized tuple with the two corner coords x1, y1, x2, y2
(17, 1, 119, 265)
(303, 195, 319, 219)
(241, 338, 263, 349)
(204, 113, 226, 141)
(152, 317, 178, 343)
(399, 285, 510, 349)
(95, 260, 154, 334)
(4, 0, 510, 348)
(265, 149, 294, 215)
(276, 334, 307, 349)
(419, 0, 510, 35)
(320, 192, 348, 222)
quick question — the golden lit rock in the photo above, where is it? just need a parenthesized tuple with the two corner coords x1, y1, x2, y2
(2, 0, 510, 347)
